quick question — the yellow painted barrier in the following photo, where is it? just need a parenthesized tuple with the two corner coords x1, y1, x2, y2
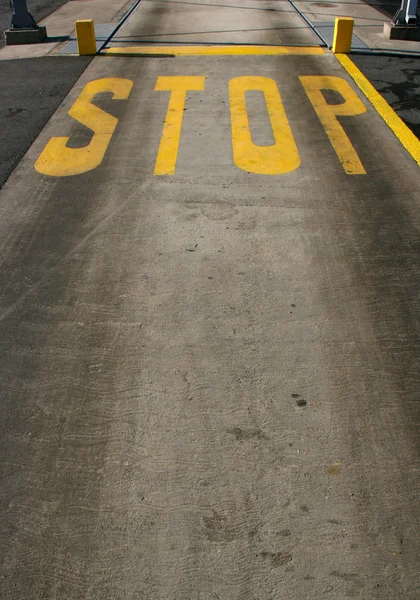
(105, 45, 325, 56)
(332, 17, 354, 53)
(76, 19, 96, 56)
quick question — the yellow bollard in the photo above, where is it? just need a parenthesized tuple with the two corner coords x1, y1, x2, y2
(332, 17, 354, 53)
(76, 20, 96, 56)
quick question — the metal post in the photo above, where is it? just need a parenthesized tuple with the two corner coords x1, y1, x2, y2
(9, 0, 37, 29)
(6, 0, 47, 44)
(393, 0, 418, 24)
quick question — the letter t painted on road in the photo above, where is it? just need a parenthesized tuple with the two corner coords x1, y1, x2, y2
(154, 76, 206, 175)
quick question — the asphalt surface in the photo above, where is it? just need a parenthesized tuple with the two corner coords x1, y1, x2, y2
(0, 0, 420, 599)
(353, 54, 420, 140)
(0, 0, 70, 48)
(0, 57, 91, 189)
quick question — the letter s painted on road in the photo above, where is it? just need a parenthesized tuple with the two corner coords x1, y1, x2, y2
(35, 78, 133, 177)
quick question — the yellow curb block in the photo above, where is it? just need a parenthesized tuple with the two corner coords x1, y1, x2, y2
(76, 20, 96, 56)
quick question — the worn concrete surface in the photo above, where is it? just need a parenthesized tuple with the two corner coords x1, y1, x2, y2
(0, 1, 420, 599)
(0, 57, 91, 189)
(109, 0, 321, 46)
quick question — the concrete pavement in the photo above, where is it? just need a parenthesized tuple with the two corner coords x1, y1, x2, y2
(105, 0, 321, 45)
(0, 0, 420, 599)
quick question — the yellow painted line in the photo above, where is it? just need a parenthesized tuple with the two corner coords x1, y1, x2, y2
(104, 45, 324, 56)
(336, 53, 420, 166)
